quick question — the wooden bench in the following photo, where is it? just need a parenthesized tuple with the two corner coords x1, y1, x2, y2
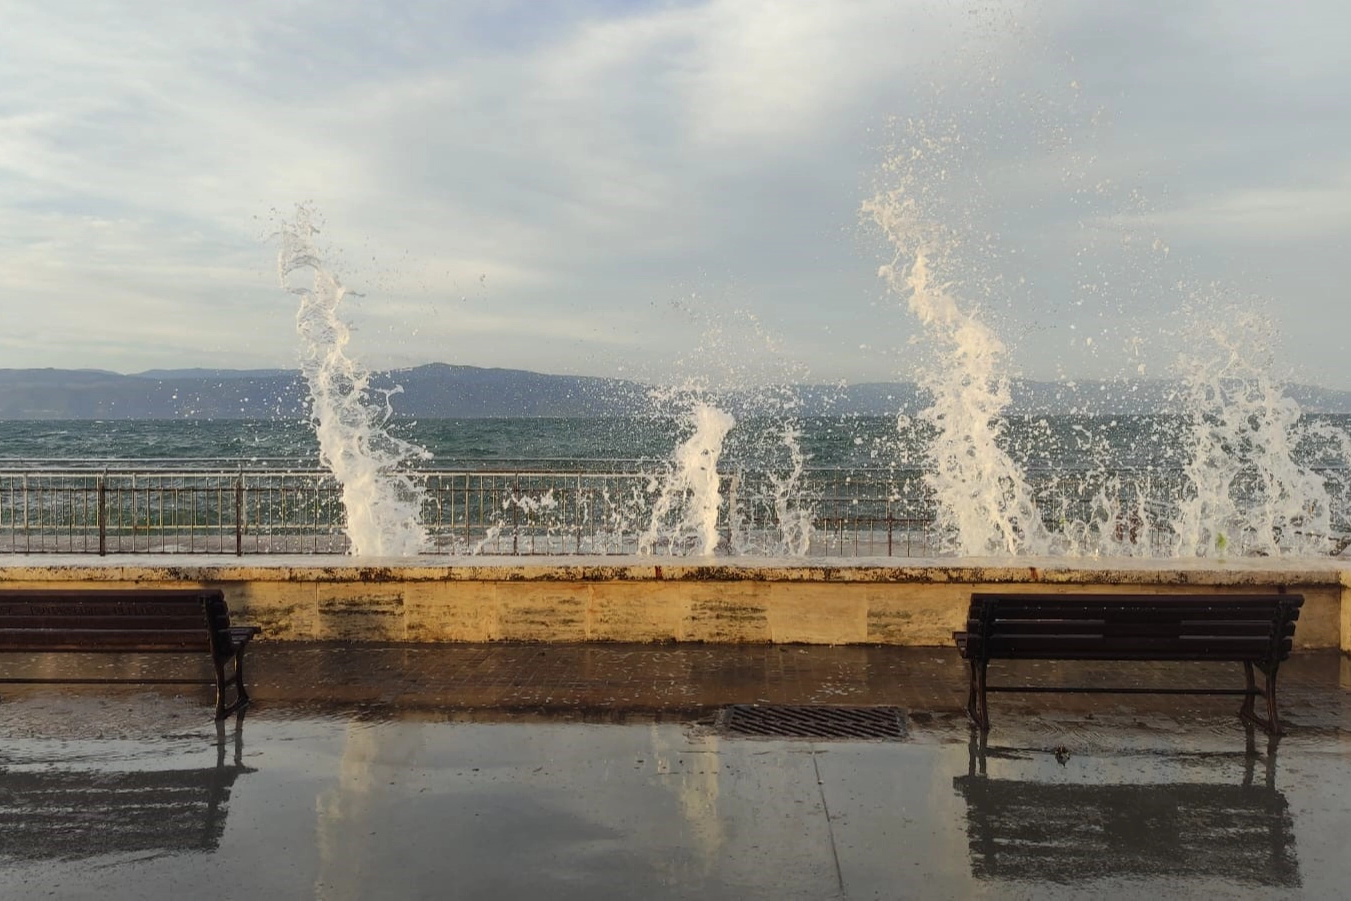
(954, 593, 1303, 734)
(0, 589, 261, 720)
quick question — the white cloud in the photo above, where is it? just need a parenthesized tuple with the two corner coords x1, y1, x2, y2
(0, 0, 1347, 389)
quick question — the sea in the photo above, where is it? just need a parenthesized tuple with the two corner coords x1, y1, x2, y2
(2, 415, 1350, 473)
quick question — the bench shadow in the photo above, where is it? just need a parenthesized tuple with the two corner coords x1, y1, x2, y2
(954, 727, 1300, 888)
(0, 713, 254, 862)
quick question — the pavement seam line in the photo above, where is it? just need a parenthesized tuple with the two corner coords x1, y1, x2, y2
(813, 747, 848, 900)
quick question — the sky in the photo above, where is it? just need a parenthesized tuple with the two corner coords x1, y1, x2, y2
(1, 0, 1348, 390)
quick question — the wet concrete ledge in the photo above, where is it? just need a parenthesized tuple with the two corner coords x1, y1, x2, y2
(1, 555, 1349, 651)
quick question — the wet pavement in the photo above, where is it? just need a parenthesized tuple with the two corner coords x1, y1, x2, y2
(0, 644, 1348, 899)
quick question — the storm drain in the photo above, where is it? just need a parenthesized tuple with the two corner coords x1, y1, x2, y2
(716, 705, 907, 740)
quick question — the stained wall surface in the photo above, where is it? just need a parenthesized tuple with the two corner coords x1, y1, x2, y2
(2, 556, 1347, 651)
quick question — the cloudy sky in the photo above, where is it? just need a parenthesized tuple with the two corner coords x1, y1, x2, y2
(2, 0, 1348, 389)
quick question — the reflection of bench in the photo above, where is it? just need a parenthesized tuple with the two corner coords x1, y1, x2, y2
(0, 722, 252, 861)
(0, 589, 261, 719)
(954, 740, 1299, 887)
(954, 593, 1303, 734)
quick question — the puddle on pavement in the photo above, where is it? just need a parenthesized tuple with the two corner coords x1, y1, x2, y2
(0, 694, 1346, 900)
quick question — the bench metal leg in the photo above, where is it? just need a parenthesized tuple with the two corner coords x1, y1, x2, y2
(1239, 660, 1282, 736)
(213, 658, 229, 720)
(234, 648, 251, 710)
(1263, 663, 1280, 736)
(213, 648, 252, 721)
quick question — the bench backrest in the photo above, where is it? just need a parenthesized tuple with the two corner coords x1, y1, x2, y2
(0, 589, 231, 653)
(965, 593, 1303, 663)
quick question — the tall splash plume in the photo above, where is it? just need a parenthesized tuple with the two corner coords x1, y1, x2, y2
(641, 306, 814, 557)
(638, 387, 736, 556)
(276, 206, 430, 556)
(863, 143, 1046, 556)
(1172, 301, 1339, 556)
(725, 387, 816, 558)
(765, 421, 813, 557)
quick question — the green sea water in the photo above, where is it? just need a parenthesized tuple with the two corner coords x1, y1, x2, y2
(2, 415, 1348, 473)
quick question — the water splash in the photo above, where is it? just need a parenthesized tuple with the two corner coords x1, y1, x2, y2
(767, 423, 813, 556)
(1171, 300, 1338, 556)
(863, 141, 1046, 556)
(474, 489, 558, 555)
(276, 205, 430, 556)
(725, 417, 816, 556)
(634, 302, 816, 557)
(638, 393, 736, 556)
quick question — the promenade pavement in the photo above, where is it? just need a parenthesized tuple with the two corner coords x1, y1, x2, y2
(0, 643, 1347, 899)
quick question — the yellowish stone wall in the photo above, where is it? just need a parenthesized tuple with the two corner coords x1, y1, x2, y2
(1, 558, 1346, 650)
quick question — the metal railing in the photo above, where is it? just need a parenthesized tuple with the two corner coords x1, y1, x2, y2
(0, 462, 1346, 557)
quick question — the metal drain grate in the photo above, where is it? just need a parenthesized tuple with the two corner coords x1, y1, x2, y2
(717, 704, 907, 740)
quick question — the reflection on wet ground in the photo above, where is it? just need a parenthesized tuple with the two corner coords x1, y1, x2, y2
(0, 645, 1347, 899)
(957, 731, 1299, 888)
(0, 720, 248, 862)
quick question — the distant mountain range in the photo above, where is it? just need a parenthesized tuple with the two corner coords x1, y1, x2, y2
(1, 363, 1349, 419)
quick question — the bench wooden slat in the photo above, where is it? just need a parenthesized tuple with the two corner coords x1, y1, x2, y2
(0, 615, 208, 631)
(973, 592, 1295, 605)
(976, 646, 1288, 663)
(975, 596, 1294, 613)
(972, 645, 1286, 659)
(0, 603, 208, 619)
(970, 619, 1293, 638)
(0, 589, 218, 601)
(0, 630, 211, 650)
(978, 604, 1291, 619)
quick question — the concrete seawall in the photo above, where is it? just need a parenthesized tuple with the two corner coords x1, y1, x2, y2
(3, 555, 1348, 653)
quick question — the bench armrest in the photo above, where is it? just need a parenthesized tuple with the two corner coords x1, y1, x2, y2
(228, 625, 262, 645)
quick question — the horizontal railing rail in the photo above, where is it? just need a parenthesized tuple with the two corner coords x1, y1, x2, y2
(0, 464, 1346, 557)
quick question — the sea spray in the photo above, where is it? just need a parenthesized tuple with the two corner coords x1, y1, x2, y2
(1172, 301, 1338, 556)
(639, 394, 736, 556)
(474, 489, 558, 555)
(767, 423, 813, 556)
(636, 302, 816, 556)
(276, 205, 430, 556)
(726, 414, 816, 557)
(863, 142, 1046, 556)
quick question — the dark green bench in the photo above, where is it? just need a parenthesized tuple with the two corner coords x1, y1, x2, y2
(954, 592, 1303, 734)
(0, 588, 261, 719)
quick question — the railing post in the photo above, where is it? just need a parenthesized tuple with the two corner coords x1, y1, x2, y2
(97, 473, 107, 556)
(22, 474, 30, 553)
(512, 476, 520, 555)
(887, 498, 894, 557)
(725, 469, 739, 554)
(235, 471, 244, 556)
